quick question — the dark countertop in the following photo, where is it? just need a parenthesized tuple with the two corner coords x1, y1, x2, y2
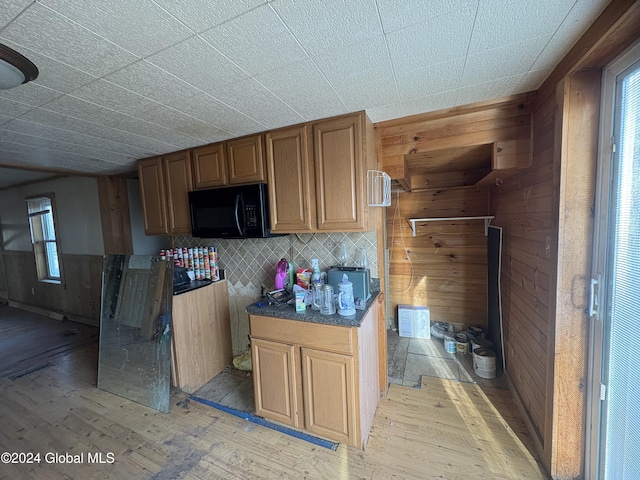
(245, 291, 380, 327)
(173, 279, 216, 296)
(173, 269, 226, 296)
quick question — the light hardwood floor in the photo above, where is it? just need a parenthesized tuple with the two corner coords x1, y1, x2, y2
(0, 338, 549, 479)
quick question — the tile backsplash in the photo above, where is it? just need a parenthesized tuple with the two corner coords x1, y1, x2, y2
(172, 231, 378, 356)
(173, 231, 378, 290)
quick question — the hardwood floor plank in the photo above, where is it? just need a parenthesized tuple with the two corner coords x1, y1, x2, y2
(1, 312, 548, 479)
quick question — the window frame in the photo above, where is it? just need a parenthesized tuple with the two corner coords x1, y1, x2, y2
(25, 193, 63, 284)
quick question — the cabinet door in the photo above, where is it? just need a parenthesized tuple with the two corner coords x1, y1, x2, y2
(252, 338, 299, 427)
(227, 134, 265, 184)
(138, 156, 168, 235)
(301, 347, 356, 445)
(313, 114, 366, 231)
(265, 125, 315, 232)
(163, 151, 193, 234)
(193, 143, 228, 189)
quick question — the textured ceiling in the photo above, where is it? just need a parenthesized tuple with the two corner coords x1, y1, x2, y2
(0, 0, 609, 186)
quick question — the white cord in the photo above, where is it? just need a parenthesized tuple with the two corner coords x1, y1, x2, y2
(389, 190, 414, 294)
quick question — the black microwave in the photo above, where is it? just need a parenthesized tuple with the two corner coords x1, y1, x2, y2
(188, 183, 274, 239)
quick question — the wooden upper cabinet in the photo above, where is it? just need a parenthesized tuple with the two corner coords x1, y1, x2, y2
(227, 134, 266, 184)
(192, 143, 227, 189)
(265, 125, 315, 233)
(138, 156, 169, 235)
(475, 138, 533, 188)
(163, 150, 193, 234)
(313, 113, 369, 231)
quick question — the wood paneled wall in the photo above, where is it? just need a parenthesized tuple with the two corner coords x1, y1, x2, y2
(387, 187, 489, 329)
(377, 93, 534, 183)
(377, 94, 533, 330)
(490, 95, 554, 452)
(490, 2, 640, 477)
(3, 251, 103, 326)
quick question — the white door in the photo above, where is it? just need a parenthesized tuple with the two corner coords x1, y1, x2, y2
(587, 41, 640, 480)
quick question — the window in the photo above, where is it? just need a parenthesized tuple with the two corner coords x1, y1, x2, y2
(26, 195, 61, 283)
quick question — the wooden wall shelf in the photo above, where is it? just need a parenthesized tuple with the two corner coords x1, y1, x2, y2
(408, 215, 495, 236)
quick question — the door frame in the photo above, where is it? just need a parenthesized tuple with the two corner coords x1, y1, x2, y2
(584, 38, 640, 480)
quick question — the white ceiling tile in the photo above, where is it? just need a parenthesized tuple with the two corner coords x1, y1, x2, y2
(400, 90, 458, 117)
(69, 80, 159, 116)
(200, 5, 308, 76)
(215, 78, 304, 130)
(18, 108, 167, 155)
(254, 59, 347, 121)
(77, 125, 169, 156)
(365, 103, 405, 123)
(2, 118, 152, 157)
(0, 129, 132, 163)
(39, 0, 194, 57)
(0, 82, 62, 107)
(517, 69, 551, 92)
(386, 4, 476, 73)
(2, 148, 115, 172)
(455, 74, 525, 107)
(460, 35, 549, 87)
(152, 0, 267, 33)
(0, 130, 53, 148)
(272, 0, 383, 57)
(0, 140, 38, 154)
(146, 36, 249, 93)
(133, 103, 231, 142)
(313, 36, 394, 90)
(42, 95, 203, 148)
(377, 0, 478, 34)
(0, 0, 33, 29)
(468, 0, 574, 54)
(1, 3, 138, 77)
(0, 40, 97, 93)
(103, 60, 198, 105)
(335, 76, 399, 111)
(0, 97, 35, 117)
(396, 58, 465, 101)
(28, 101, 181, 152)
(161, 92, 265, 137)
(531, 0, 609, 72)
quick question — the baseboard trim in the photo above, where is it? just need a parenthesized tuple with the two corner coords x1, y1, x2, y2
(7, 300, 66, 321)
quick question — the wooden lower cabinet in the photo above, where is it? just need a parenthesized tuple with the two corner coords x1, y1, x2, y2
(252, 338, 299, 427)
(249, 302, 379, 449)
(171, 280, 232, 393)
(301, 348, 355, 445)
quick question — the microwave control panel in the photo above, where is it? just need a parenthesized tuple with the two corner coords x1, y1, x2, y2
(245, 204, 258, 228)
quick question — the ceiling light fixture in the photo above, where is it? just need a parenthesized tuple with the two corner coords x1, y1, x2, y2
(0, 43, 39, 89)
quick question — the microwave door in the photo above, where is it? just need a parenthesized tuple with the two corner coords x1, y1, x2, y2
(190, 191, 244, 238)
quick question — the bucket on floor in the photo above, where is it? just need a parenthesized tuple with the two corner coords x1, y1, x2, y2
(471, 337, 493, 354)
(455, 333, 468, 354)
(444, 334, 456, 353)
(466, 326, 484, 341)
(473, 347, 496, 379)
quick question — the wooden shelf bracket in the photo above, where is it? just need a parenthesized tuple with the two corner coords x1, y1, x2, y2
(408, 216, 495, 237)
